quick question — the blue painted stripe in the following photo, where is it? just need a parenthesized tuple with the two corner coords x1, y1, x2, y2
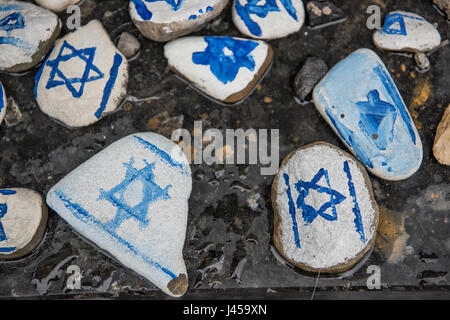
(0, 247, 16, 253)
(34, 46, 55, 100)
(0, 36, 33, 50)
(0, 84, 4, 114)
(0, 190, 16, 195)
(133, 135, 189, 175)
(343, 161, 365, 244)
(0, 5, 22, 11)
(374, 64, 416, 144)
(130, 0, 153, 20)
(283, 173, 301, 249)
(95, 53, 123, 119)
(55, 190, 177, 280)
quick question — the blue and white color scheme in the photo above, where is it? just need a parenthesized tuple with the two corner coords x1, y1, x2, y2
(0, 82, 6, 126)
(0, 1, 60, 72)
(232, 0, 305, 39)
(313, 49, 423, 181)
(0, 188, 47, 258)
(47, 133, 192, 297)
(373, 11, 441, 52)
(273, 143, 378, 272)
(35, 20, 128, 128)
(129, 0, 229, 41)
(164, 36, 272, 103)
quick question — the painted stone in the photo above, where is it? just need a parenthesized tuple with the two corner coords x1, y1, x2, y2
(433, 104, 450, 165)
(164, 36, 273, 104)
(373, 11, 441, 52)
(46, 132, 192, 297)
(313, 49, 423, 181)
(0, 188, 48, 260)
(293, 57, 328, 101)
(0, 82, 6, 126)
(129, 0, 229, 42)
(117, 32, 141, 59)
(0, 0, 61, 73)
(306, 1, 346, 29)
(272, 142, 379, 273)
(35, 0, 80, 12)
(232, 0, 305, 39)
(35, 20, 129, 128)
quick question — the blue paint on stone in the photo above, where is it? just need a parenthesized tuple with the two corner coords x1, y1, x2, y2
(343, 161, 365, 244)
(192, 36, 259, 84)
(0, 189, 17, 252)
(283, 173, 301, 249)
(0, 83, 4, 114)
(34, 46, 54, 99)
(0, 11, 33, 51)
(382, 12, 424, 36)
(131, 0, 183, 20)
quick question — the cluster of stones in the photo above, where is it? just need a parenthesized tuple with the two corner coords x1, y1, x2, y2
(0, 0, 448, 297)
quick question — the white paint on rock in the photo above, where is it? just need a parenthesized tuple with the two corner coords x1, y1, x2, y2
(373, 11, 441, 52)
(232, 0, 305, 39)
(35, 20, 128, 128)
(46, 132, 192, 297)
(0, 0, 60, 71)
(274, 143, 377, 270)
(0, 188, 46, 257)
(164, 36, 270, 102)
(35, 0, 80, 12)
(0, 82, 6, 126)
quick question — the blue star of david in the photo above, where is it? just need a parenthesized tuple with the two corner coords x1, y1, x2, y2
(357, 90, 397, 151)
(0, 190, 17, 253)
(192, 36, 259, 84)
(45, 40, 104, 98)
(294, 168, 346, 225)
(98, 158, 172, 232)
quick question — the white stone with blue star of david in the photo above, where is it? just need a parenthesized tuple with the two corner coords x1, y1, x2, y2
(35, 20, 128, 128)
(46, 132, 192, 297)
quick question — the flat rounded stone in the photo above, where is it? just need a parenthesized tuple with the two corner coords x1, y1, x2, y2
(129, 0, 229, 42)
(35, 0, 80, 12)
(35, 20, 129, 128)
(0, 188, 48, 260)
(117, 32, 141, 59)
(433, 104, 450, 165)
(164, 36, 273, 104)
(0, 0, 61, 73)
(313, 49, 423, 181)
(232, 0, 305, 39)
(272, 142, 379, 273)
(46, 132, 192, 297)
(373, 11, 441, 52)
(0, 82, 6, 126)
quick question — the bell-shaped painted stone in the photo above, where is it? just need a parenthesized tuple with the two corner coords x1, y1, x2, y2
(129, 0, 229, 42)
(313, 49, 423, 181)
(373, 11, 441, 52)
(272, 142, 379, 273)
(164, 36, 273, 104)
(0, 188, 48, 260)
(232, 0, 305, 39)
(0, 82, 6, 126)
(46, 133, 192, 297)
(35, 0, 80, 13)
(0, 0, 61, 72)
(35, 20, 129, 128)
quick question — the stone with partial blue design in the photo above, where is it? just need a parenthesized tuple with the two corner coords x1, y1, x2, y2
(0, 82, 6, 126)
(0, 0, 61, 72)
(313, 49, 423, 181)
(232, 0, 305, 39)
(35, 20, 129, 128)
(272, 142, 379, 273)
(46, 132, 192, 297)
(373, 11, 441, 52)
(129, 0, 229, 42)
(164, 36, 273, 104)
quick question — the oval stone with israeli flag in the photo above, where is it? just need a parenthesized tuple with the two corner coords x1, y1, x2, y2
(272, 142, 379, 273)
(164, 36, 273, 104)
(35, 20, 129, 128)
(0, 188, 48, 260)
(313, 49, 423, 181)
(0, 82, 6, 126)
(46, 132, 192, 297)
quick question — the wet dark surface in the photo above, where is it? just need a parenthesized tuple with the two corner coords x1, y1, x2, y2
(0, 0, 449, 298)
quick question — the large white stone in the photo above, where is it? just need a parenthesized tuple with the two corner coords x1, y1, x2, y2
(0, 82, 6, 126)
(373, 11, 441, 52)
(272, 142, 379, 273)
(47, 132, 192, 297)
(35, 20, 129, 128)
(232, 0, 305, 39)
(129, 0, 229, 42)
(35, 0, 80, 12)
(0, 188, 48, 260)
(164, 36, 273, 104)
(0, 0, 61, 72)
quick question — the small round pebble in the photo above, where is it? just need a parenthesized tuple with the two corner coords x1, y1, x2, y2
(293, 57, 328, 101)
(117, 32, 141, 59)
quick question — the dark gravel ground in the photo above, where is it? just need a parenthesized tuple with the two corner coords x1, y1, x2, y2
(0, 0, 449, 299)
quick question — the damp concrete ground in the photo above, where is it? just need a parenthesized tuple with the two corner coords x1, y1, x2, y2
(0, 0, 449, 298)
